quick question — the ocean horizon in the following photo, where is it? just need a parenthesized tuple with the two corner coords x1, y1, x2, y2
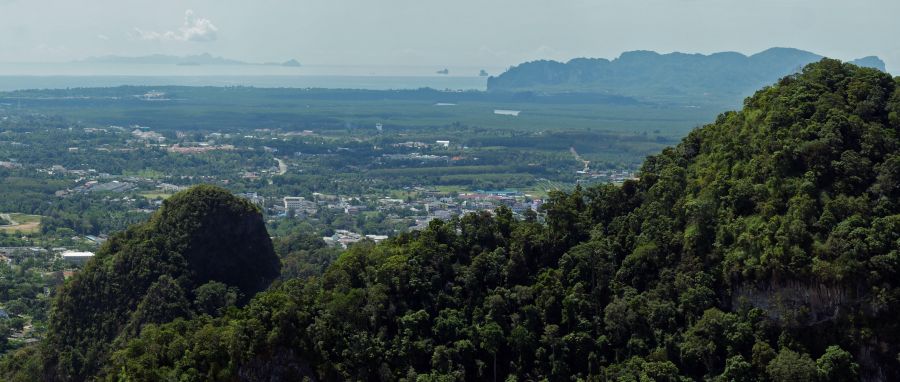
(0, 63, 498, 91)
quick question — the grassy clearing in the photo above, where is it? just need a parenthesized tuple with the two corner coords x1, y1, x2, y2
(431, 185, 469, 193)
(0, 213, 43, 234)
(139, 192, 174, 200)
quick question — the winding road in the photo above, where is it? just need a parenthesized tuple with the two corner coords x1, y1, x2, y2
(570, 146, 590, 173)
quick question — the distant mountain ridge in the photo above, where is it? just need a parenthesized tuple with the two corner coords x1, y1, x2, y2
(77, 53, 301, 67)
(487, 48, 886, 105)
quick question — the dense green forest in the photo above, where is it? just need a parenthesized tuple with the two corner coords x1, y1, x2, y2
(2, 59, 899, 381)
(0, 186, 281, 381)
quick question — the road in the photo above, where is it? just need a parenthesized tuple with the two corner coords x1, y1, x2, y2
(569, 146, 590, 173)
(275, 158, 288, 175)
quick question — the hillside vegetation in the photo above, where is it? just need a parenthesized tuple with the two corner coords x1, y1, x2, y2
(2, 59, 899, 381)
(1, 185, 280, 381)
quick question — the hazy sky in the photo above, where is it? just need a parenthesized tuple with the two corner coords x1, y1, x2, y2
(0, 0, 897, 73)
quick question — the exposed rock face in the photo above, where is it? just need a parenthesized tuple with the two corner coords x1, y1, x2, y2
(239, 348, 317, 382)
(732, 281, 859, 326)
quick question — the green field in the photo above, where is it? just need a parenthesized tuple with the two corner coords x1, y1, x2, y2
(139, 192, 175, 200)
(0, 87, 722, 138)
(0, 213, 43, 234)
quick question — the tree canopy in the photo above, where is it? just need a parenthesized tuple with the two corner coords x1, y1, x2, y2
(2, 59, 898, 381)
(17, 185, 279, 381)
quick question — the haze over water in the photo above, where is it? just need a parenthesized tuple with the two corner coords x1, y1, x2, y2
(0, 63, 498, 91)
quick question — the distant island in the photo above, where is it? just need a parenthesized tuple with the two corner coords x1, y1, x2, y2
(487, 47, 886, 106)
(280, 59, 302, 67)
(77, 53, 301, 67)
(436, 68, 449, 75)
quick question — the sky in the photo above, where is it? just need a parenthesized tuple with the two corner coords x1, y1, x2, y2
(0, 0, 897, 73)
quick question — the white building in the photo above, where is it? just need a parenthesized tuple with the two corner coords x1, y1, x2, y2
(435, 140, 450, 147)
(61, 251, 95, 265)
(494, 109, 521, 117)
(365, 235, 389, 243)
(284, 196, 307, 211)
(240, 192, 265, 206)
(284, 196, 317, 215)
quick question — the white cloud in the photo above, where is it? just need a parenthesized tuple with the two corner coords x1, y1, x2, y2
(96, 34, 109, 41)
(533, 45, 560, 57)
(134, 9, 218, 42)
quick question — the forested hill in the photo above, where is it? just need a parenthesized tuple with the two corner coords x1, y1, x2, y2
(2, 59, 899, 381)
(4, 185, 281, 381)
(487, 48, 887, 106)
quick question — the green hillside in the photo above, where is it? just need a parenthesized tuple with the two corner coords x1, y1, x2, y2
(2, 59, 899, 381)
(1, 185, 280, 381)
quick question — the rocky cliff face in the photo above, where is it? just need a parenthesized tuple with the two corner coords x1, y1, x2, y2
(732, 281, 859, 326)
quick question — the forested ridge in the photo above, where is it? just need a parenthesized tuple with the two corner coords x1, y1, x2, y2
(487, 48, 886, 106)
(2, 59, 899, 381)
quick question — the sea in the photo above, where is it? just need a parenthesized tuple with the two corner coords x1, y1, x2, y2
(0, 63, 500, 91)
